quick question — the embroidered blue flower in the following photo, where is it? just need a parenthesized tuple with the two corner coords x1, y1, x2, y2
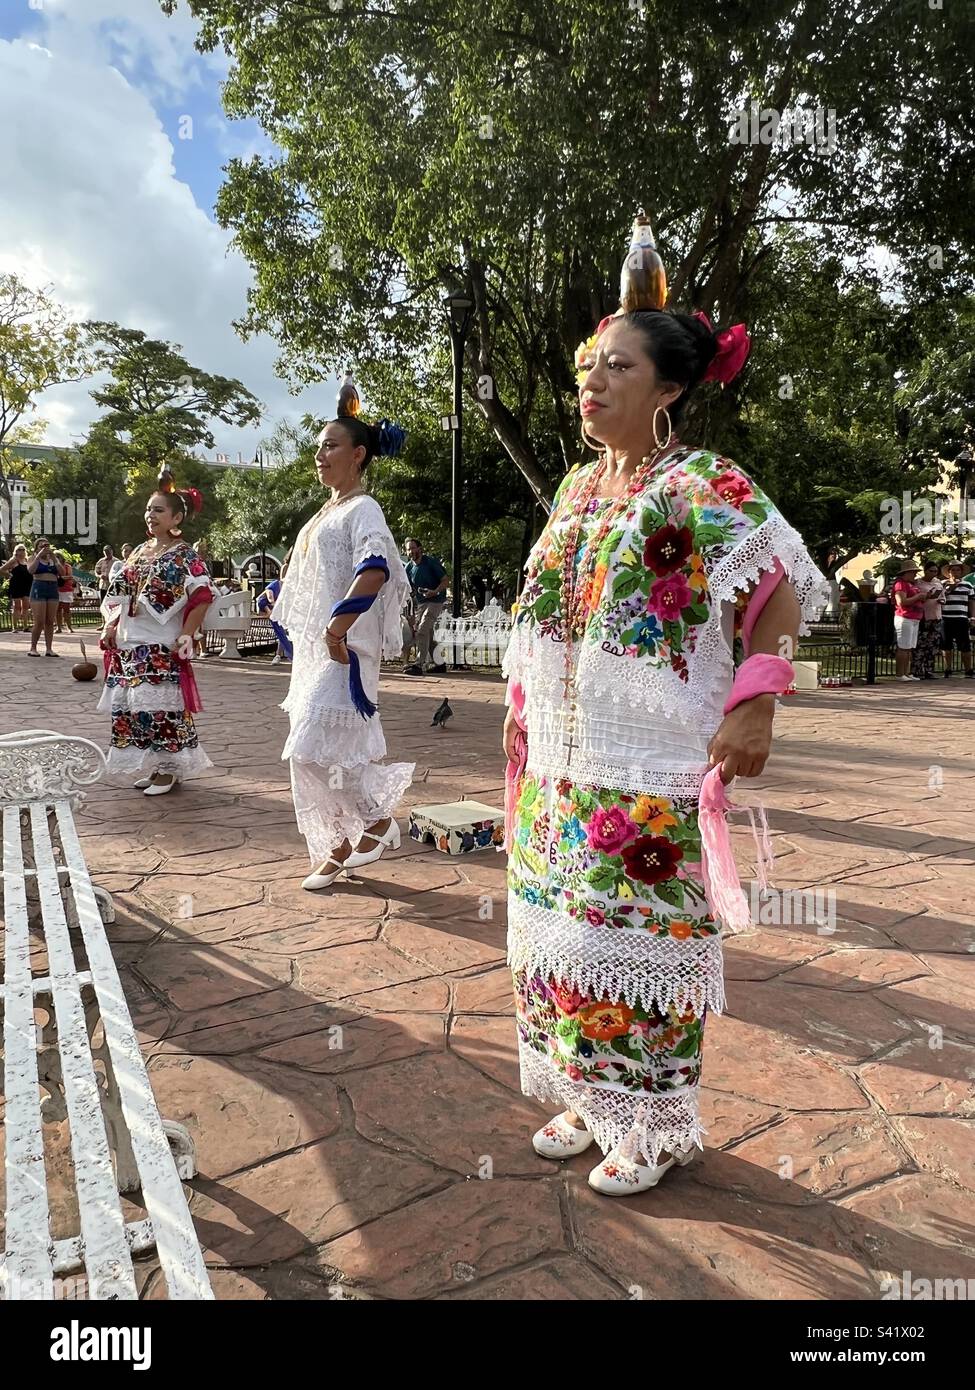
(632, 615, 662, 647)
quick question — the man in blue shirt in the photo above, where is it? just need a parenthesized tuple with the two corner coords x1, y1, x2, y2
(404, 537, 449, 674)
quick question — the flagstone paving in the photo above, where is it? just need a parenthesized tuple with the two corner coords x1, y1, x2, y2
(0, 631, 972, 1300)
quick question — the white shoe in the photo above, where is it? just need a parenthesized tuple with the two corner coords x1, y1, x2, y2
(301, 857, 348, 891)
(144, 776, 178, 796)
(588, 1142, 696, 1196)
(271, 654, 281, 664)
(343, 819, 401, 869)
(532, 1112, 594, 1160)
(133, 775, 153, 790)
(898, 675, 913, 682)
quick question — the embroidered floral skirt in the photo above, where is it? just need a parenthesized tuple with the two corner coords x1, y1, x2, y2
(98, 643, 211, 778)
(508, 769, 724, 1164)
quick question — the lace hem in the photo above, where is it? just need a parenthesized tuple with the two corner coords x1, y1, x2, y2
(290, 758, 415, 863)
(282, 704, 388, 766)
(518, 1045, 706, 1164)
(507, 899, 726, 1015)
(524, 742, 707, 798)
(97, 679, 183, 714)
(104, 743, 212, 779)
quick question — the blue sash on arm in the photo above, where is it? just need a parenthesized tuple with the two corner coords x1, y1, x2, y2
(330, 555, 390, 718)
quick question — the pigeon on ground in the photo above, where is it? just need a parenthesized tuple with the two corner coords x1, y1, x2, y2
(431, 697, 453, 729)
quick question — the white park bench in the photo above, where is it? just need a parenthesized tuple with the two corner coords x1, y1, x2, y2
(0, 730, 212, 1300)
(200, 588, 251, 658)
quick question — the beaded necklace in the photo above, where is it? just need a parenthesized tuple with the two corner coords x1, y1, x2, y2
(557, 440, 682, 763)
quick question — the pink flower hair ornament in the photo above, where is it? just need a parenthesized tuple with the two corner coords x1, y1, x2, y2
(691, 311, 751, 386)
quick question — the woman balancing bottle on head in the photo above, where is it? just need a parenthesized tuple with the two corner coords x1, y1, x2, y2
(501, 205, 829, 1197)
(274, 388, 414, 890)
(99, 472, 215, 795)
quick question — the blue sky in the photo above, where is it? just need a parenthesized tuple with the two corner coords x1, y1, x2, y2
(0, 0, 320, 458)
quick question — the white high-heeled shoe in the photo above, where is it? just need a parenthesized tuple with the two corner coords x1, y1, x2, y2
(588, 1142, 696, 1196)
(343, 819, 401, 869)
(301, 857, 348, 891)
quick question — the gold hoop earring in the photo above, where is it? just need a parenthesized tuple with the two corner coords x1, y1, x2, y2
(652, 406, 672, 451)
(581, 423, 605, 454)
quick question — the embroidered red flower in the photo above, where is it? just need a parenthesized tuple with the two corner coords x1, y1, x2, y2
(587, 805, 640, 854)
(620, 834, 684, 885)
(552, 981, 586, 1014)
(647, 573, 693, 621)
(643, 523, 693, 576)
(711, 469, 753, 510)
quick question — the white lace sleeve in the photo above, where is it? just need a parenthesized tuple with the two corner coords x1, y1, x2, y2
(684, 458, 830, 635)
(348, 497, 411, 659)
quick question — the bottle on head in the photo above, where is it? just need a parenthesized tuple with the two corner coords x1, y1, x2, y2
(620, 208, 668, 314)
(337, 370, 360, 418)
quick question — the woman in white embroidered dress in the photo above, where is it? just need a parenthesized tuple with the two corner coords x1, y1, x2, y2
(275, 415, 414, 890)
(100, 485, 214, 795)
(502, 309, 827, 1195)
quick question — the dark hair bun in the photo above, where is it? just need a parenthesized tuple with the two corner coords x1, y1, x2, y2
(671, 311, 719, 380)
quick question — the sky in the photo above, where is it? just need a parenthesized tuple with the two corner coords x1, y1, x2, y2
(0, 0, 327, 460)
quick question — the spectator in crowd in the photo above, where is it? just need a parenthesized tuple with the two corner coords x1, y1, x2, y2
(0, 543, 32, 632)
(26, 536, 67, 657)
(94, 544, 115, 599)
(911, 560, 944, 680)
(257, 548, 294, 665)
(891, 559, 923, 682)
(107, 543, 132, 585)
(55, 553, 76, 633)
(941, 560, 975, 678)
(403, 537, 449, 675)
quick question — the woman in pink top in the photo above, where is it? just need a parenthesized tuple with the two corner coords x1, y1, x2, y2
(911, 560, 943, 680)
(891, 559, 923, 681)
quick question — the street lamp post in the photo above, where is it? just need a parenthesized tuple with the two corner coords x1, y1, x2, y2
(255, 447, 266, 584)
(443, 293, 474, 624)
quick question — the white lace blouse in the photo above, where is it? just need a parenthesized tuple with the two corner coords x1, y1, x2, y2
(275, 494, 410, 755)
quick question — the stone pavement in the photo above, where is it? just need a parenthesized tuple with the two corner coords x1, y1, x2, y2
(0, 630, 973, 1300)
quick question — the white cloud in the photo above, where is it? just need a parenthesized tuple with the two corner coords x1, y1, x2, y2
(0, 24, 318, 460)
(23, 0, 218, 103)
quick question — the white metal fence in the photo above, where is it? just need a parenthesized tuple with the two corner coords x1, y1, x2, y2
(432, 614, 512, 668)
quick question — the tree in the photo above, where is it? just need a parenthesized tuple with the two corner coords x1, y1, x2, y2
(163, 0, 974, 513)
(76, 324, 263, 549)
(0, 276, 92, 555)
(84, 323, 263, 470)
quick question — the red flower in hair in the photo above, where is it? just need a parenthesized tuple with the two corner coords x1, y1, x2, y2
(693, 312, 751, 385)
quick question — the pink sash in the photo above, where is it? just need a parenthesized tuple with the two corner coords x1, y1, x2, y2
(503, 680, 528, 853)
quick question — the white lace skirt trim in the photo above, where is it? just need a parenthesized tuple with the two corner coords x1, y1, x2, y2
(518, 1045, 706, 1164)
(524, 742, 708, 798)
(290, 757, 415, 864)
(104, 743, 212, 779)
(282, 703, 388, 767)
(97, 679, 183, 714)
(508, 898, 726, 1015)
